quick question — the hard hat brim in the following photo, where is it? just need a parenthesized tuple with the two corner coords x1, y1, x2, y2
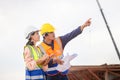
(26, 30, 39, 39)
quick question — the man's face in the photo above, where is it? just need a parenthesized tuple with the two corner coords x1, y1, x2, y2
(47, 32, 55, 40)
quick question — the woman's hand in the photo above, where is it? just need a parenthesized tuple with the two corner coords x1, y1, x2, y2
(42, 54, 54, 66)
(36, 54, 50, 65)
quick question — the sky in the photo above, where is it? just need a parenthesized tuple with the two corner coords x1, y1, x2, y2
(0, 0, 120, 80)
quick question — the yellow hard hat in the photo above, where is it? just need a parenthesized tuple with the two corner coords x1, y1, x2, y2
(40, 23, 55, 35)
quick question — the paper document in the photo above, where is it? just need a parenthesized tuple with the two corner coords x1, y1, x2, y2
(56, 53, 78, 72)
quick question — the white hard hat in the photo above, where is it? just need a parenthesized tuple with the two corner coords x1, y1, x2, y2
(25, 26, 39, 39)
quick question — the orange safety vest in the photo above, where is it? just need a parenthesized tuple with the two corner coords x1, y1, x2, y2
(40, 38, 69, 75)
(41, 38, 63, 58)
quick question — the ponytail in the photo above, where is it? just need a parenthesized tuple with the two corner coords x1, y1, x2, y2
(26, 39, 34, 46)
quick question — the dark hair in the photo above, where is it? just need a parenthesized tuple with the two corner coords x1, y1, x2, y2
(26, 32, 35, 46)
(43, 33, 48, 39)
(45, 33, 48, 36)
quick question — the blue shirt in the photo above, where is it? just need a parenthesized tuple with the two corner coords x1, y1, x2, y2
(60, 26, 82, 49)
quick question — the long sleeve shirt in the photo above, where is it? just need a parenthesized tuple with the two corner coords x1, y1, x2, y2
(48, 26, 82, 66)
(24, 47, 37, 70)
(43, 26, 82, 50)
(60, 26, 82, 49)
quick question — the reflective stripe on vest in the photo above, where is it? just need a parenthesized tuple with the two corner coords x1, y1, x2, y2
(61, 69, 69, 75)
(26, 68, 45, 80)
(45, 63, 59, 75)
(40, 38, 68, 75)
(45, 63, 69, 75)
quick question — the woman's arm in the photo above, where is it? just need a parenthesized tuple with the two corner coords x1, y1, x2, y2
(24, 47, 37, 70)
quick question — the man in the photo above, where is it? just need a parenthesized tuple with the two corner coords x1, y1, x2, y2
(40, 18, 91, 80)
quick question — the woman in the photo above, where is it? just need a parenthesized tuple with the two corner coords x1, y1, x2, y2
(23, 26, 51, 80)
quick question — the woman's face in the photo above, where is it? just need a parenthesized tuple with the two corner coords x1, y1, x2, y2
(31, 31, 40, 42)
